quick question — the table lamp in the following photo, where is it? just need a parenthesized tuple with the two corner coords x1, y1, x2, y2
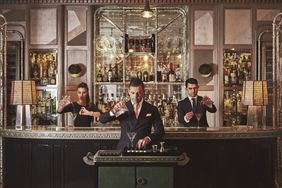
(10, 80, 37, 130)
(242, 80, 268, 127)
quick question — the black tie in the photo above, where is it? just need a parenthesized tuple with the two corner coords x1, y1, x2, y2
(192, 98, 196, 110)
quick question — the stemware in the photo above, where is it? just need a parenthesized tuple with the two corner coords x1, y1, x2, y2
(126, 131, 136, 150)
(194, 102, 203, 128)
(195, 112, 202, 128)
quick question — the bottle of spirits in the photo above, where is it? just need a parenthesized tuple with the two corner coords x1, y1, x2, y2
(151, 34, 155, 53)
(224, 67, 230, 86)
(108, 64, 113, 82)
(97, 69, 103, 82)
(143, 68, 149, 82)
(50, 97, 57, 114)
(137, 69, 143, 80)
(167, 62, 176, 82)
(230, 70, 237, 86)
(124, 34, 129, 53)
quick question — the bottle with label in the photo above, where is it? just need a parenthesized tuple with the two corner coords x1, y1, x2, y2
(143, 68, 149, 82)
(224, 67, 230, 86)
(167, 62, 176, 82)
(137, 68, 143, 80)
(97, 69, 103, 82)
(108, 64, 113, 82)
(124, 34, 129, 53)
(151, 34, 155, 53)
(50, 97, 57, 114)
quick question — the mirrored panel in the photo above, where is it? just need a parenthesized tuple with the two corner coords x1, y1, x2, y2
(67, 7, 87, 46)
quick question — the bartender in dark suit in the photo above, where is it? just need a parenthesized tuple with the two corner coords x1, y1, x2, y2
(177, 78, 217, 127)
(99, 78, 164, 150)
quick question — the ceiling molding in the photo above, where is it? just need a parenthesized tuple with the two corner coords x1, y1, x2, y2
(0, 0, 282, 4)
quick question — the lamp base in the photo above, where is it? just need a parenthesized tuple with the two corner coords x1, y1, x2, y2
(15, 105, 32, 130)
(247, 106, 265, 128)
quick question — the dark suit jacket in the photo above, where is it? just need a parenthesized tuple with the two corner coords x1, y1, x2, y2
(177, 96, 217, 127)
(99, 100, 165, 150)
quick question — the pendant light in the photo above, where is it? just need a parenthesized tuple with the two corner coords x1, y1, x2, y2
(141, 0, 153, 18)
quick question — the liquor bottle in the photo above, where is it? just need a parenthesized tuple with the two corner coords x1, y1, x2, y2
(151, 34, 155, 53)
(137, 69, 143, 80)
(45, 93, 52, 114)
(124, 34, 129, 53)
(143, 68, 149, 82)
(175, 64, 182, 82)
(108, 64, 113, 82)
(114, 63, 120, 82)
(135, 39, 140, 52)
(50, 97, 57, 114)
(224, 67, 230, 86)
(97, 69, 103, 82)
(161, 64, 168, 82)
(167, 62, 176, 82)
(230, 70, 237, 85)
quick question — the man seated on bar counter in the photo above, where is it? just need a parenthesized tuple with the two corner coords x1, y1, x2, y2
(177, 78, 217, 127)
(99, 78, 165, 151)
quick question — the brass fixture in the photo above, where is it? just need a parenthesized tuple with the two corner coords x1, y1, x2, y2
(141, 0, 153, 18)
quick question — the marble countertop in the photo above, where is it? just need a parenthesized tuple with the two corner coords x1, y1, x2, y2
(1, 125, 282, 140)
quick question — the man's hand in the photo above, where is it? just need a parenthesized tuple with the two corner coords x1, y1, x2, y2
(202, 96, 213, 108)
(137, 136, 151, 149)
(185, 111, 194, 121)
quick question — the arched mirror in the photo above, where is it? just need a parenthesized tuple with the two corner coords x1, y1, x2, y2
(6, 25, 25, 126)
(272, 12, 282, 127)
(0, 14, 7, 128)
(256, 29, 272, 127)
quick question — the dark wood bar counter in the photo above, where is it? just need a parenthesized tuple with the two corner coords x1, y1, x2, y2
(1, 126, 281, 188)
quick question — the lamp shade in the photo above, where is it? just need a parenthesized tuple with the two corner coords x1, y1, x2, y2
(242, 80, 268, 106)
(141, 0, 153, 18)
(10, 80, 37, 105)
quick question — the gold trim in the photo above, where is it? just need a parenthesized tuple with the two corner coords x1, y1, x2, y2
(0, 0, 282, 4)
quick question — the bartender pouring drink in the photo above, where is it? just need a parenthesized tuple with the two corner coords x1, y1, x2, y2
(99, 78, 164, 151)
(177, 78, 217, 127)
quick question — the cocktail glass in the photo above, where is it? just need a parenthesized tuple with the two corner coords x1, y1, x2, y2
(126, 131, 136, 150)
(194, 103, 203, 128)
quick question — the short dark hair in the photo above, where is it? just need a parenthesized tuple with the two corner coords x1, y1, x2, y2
(185, 78, 198, 87)
(129, 78, 144, 89)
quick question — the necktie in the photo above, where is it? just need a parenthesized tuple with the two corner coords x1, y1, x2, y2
(134, 103, 139, 118)
(192, 98, 196, 110)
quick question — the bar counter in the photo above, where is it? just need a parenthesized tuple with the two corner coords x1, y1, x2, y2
(1, 125, 281, 139)
(1, 126, 281, 188)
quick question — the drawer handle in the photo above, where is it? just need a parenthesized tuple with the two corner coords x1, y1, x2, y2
(136, 177, 146, 185)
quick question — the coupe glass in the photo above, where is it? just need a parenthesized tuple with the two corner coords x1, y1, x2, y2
(126, 131, 136, 150)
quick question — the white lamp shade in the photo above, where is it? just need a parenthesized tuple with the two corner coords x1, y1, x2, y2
(242, 80, 268, 106)
(10, 80, 37, 105)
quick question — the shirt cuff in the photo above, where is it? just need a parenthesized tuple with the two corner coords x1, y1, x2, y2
(184, 116, 190, 123)
(145, 136, 151, 142)
(109, 110, 115, 117)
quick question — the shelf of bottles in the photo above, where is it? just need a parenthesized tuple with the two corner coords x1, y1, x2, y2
(94, 7, 186, 127)
(223, 50, 251, 126)
(29, 49, 58, 125)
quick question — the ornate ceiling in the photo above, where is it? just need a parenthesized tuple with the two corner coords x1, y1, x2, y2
(0, 0, 282, 4)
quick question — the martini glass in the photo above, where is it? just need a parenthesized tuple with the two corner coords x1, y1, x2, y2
(126, 131, 136, 150)
(195, 112, 202, 128)
(194, 102, 203, 128)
